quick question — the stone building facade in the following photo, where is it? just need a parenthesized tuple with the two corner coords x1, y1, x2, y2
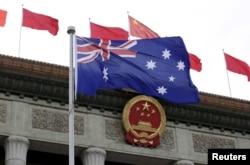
(0, 54, 250, 165)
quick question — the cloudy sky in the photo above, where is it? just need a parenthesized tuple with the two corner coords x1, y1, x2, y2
(0, 0, 249, 101)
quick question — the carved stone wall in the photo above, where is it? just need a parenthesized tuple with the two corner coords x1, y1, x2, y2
(192, 133, 236, 153)
(75, 115, 85, 135)
(159, 128, 176, 149)
(32, 108, 84, 135)
(105, 119, 124, 143)
(0, 103, 7, 124)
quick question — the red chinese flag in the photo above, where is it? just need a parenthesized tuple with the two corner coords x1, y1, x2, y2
(22, 8, 59, 36)
(224, 53, 250, 81)
(128, 15, 160, 38)
(90, 22, 128, 40)
(0, 9, 7, 27)
(189, 53, 202, 72)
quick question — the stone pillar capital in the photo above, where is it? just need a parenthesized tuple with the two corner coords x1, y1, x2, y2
(81, 147, 106, 165)
(172, 160, 194, 165)
(4, 135, 30, 165)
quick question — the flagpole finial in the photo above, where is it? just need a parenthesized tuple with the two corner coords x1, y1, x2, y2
(67, 26, 75, 34)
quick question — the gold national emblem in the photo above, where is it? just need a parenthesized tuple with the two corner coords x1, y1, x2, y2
(122, 95, 166, 147)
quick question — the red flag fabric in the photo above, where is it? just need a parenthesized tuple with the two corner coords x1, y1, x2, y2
(128, 15, 160, 38)
(90, 22, 128, 40)
(189, 53, 202, 72)
(224, 53, 250, 81)
(0, 9, 7, 27)
(22, 8, 59, 36)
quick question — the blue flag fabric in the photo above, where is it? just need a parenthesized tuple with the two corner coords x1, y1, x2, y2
(76, 36, 200, 104)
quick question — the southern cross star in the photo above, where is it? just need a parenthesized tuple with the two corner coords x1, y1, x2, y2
(157, 86, 167, 95)
(176, 60, 185, 70)
(162, 49, 171, 60)
(146, 60, 156, 70)
(169, 75, 175, 82)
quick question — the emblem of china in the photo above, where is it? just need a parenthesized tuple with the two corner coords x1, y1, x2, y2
(122, 95, 166, 147)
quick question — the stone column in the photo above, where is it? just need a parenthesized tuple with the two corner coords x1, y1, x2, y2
(172, 160, 194, 165)
(81, 147, 106, 165)
(4, 136, 30, 165)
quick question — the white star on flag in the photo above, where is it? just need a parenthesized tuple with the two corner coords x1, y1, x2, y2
(157, 86, 167, 95)
(169, 75, 175, 82)
(146, 60, 156, 70)
(176, 60, 185, 70)
(162, 49, 171, 60)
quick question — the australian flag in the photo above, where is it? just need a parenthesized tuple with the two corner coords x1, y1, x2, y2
(76, 36, 200, 104)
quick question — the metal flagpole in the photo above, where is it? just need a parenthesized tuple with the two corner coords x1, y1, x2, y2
(67, 26, 76, 165)
(127, 11, 131, 40)
(222, 49, 232, 97)
(89, 17, 91, 26)
(18, 4, 24, 57)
